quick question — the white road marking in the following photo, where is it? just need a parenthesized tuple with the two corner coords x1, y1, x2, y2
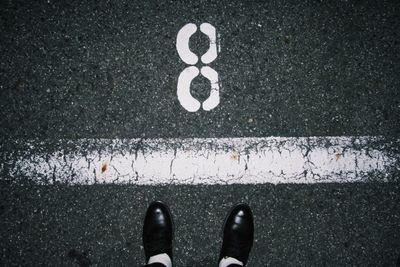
(176, 23, 221, 112)
(5, 137, 398, 185)
(176, 23, 198, 65)
(200, 23, 218, 64)
(201, 66, 220, 111)
(177, 66, 201, 112)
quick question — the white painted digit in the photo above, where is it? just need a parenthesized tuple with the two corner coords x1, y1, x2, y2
(200, 23, 218, 64)
(201, 66, 220, 111)
(177, 66, 201, 112)
(176, 23, 198, 65)
(176, 23, 220, 112)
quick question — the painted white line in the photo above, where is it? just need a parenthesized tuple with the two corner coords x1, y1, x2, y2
(5, 137, 399, 185)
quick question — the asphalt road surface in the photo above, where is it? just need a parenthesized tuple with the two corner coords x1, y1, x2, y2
(1, 0, 400, 266)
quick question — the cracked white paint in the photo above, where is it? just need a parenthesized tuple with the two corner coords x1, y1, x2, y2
(200, 23, 218, 64)
(5, 137, 398, 185)
(200, 66, 220, 111)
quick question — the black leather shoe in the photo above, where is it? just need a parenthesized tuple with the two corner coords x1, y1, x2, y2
(219, 203, 254, 266)
(142, 201, 173, 263)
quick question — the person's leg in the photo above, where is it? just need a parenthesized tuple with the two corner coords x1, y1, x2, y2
(219, 258, 244, 267)
(143, 263, 167, 267)
(218, 204, 254, 267)
(142, 201, 174, 267)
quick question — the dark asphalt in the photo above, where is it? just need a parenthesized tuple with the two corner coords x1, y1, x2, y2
(1, 182, 400, 266)
(1, 0, 400, 266)
(0, 0, 399, 138)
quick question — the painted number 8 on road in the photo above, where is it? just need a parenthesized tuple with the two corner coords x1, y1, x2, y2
(176, 23, 220, 112)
